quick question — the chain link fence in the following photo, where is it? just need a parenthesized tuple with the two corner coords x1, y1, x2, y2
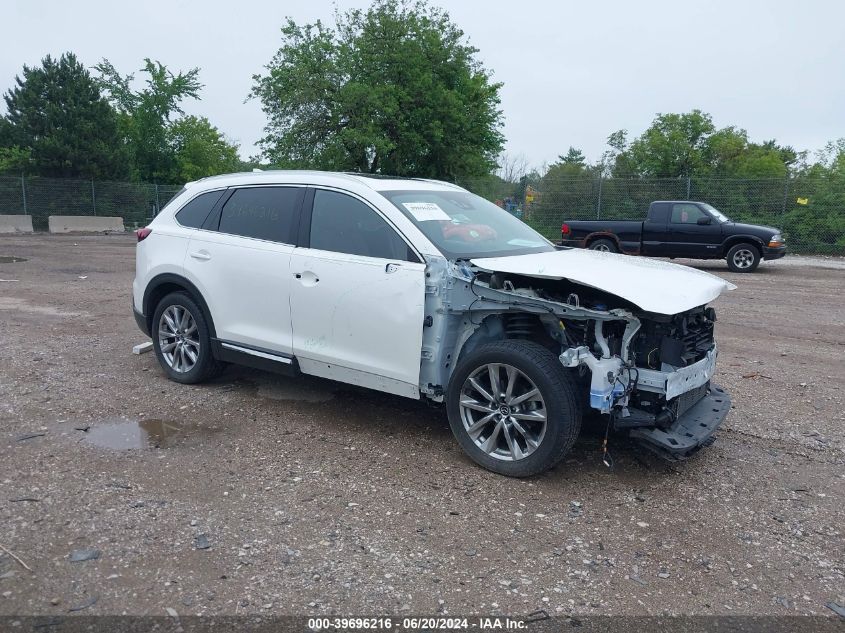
(0, 176, 182, 231)
(463, 175, 845, 255)
(0, 174, 842, 254)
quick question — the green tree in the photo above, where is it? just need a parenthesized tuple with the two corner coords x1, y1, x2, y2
(558, 146, 585, 166)
(628, 110, 715, 177)
(168, 116, 242, 182)
(0, 146, 31, 173)
(531, 147, 597, 234)
(1, 52, 127, 178)
(786, 139, 845, 253)
(702, 128, 791, 178)
(602, 129, 637, 177)
(611, 111, 796, 180)
(95, 58, 202, 182)
(252, 0, 504, 180)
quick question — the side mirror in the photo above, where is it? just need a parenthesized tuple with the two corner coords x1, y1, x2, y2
(697, 216, 712, 225)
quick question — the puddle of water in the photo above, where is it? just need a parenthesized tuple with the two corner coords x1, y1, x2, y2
(69, 417, 195, 450)
(0, 256, 27, 263)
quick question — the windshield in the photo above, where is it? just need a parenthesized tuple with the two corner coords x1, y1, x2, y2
(701, 203, 731, 223)
(380, 190, 555, 259)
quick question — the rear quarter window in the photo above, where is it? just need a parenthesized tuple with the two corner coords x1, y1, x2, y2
(175, 190, 225, 228)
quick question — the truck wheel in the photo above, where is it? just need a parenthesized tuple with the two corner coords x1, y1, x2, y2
(589, 239, 618, 253)
(152, 292, 224, 384)
(726, 243, 760, 273)
(446, 340, 582, 477)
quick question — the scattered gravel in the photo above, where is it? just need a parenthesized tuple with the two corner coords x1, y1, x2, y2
(0, 235, 842, 617)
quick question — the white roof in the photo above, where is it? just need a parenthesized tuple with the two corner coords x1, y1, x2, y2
(184, 170, 465, 194)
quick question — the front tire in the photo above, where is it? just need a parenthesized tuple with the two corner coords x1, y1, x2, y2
(589, 238, 618, 253)
(446, 340, 582, 477)
(726, 243, 760, 272)
(152, 292, 223, 384)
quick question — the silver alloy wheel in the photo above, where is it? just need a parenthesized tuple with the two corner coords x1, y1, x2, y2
(158, 305, 200, 373)
(592, 243, 610, 252)
(732, 248, 755, 269)
(459, 363, 547, 461)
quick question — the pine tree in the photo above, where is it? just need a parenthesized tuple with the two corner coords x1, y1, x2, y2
(1, 52, 128, 179)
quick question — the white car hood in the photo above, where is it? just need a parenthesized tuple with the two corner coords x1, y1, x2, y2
(471, 249, 736, 315)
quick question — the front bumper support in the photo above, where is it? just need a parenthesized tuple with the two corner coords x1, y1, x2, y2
(629, 384, 731, 460)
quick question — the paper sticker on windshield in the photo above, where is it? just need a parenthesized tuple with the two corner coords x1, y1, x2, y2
(402, 202, 451, 222)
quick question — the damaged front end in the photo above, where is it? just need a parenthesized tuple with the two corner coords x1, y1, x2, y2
(558, 306, 730, 460)
(421, 255, 732, 461)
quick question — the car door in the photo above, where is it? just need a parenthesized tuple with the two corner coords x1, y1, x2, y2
(183, 185, 305, 357)
(664, 203, 723, 257)
(641, 202, 670, 256)
(289, 188, 426, 398)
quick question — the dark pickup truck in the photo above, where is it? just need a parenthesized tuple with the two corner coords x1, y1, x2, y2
(560, 200, 787, 272)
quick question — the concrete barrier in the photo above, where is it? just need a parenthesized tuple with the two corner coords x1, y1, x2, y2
(48, 216, 125, 234)
(0, 215, 34, 234)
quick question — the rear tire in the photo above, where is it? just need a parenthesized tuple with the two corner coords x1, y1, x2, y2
(152, 292, 224, 384)
(446, 340, 582, 477)
(589, 238, 618, 253)
(726, 243, 760, 273)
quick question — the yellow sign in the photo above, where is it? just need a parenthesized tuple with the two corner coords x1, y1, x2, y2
(525, 195, 534, 203)
(796, 197, 809, 205)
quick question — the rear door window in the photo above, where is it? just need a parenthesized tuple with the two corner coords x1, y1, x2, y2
(218, 187, 303, 243)
(175, 190, 225, 228)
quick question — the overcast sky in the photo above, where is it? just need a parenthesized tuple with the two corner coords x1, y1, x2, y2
(3, 0, 843, 168)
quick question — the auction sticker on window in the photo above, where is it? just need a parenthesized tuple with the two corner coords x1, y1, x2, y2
(402, 201, 451, 222)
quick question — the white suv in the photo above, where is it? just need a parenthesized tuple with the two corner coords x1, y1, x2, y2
(133, 171, 735, 476)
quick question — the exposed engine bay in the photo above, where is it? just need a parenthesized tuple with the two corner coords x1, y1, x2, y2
(419, 255, 732, 460)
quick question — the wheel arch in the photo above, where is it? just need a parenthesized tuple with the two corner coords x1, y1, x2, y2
(722, 235, 765, 255)
(451, 312, 561, 379)
(584, 232, 621, 250)
(143, 273, 217, 338)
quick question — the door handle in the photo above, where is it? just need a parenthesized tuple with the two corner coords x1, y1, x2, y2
(189, 251, 211, 261)
(294, 271, 319, 286)
(385, 263, 400, 274)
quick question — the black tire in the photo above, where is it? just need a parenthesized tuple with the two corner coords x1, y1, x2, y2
(726, 242, 760, 273)
(589, 238, 618, 253)
(151, 292, 224, 384)
(446, 340, 582, 477)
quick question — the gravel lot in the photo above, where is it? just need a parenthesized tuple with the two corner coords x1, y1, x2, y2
(0, 234, 843, 618)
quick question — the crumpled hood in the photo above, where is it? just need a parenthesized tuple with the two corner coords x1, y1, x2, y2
(471, 249, 736, 315)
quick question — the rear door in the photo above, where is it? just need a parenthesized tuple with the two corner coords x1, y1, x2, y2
(663, 203, 723, 257)
(289, 188, 426, 397)
(183, 185, 305, 356)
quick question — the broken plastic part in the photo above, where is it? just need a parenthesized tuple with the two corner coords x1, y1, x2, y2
(559, 345, 625, 413)
(594, 320, 611, 358)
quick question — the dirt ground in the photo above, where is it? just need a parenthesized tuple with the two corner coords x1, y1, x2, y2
(0, 234, 842, 618)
